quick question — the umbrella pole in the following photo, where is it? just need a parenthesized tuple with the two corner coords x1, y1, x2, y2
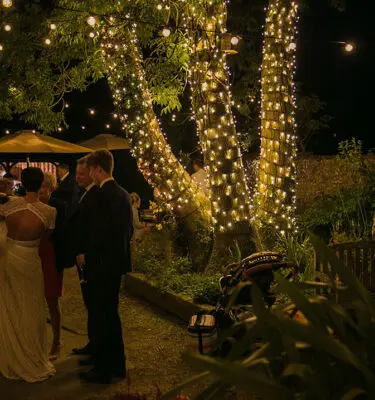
(26, 155, 30, 167)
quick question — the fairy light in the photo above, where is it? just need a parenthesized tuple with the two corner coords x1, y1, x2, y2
(89, 109, 95, 115)
(45, 38, 51, 45)
(255, 0, 299, 234)
(50, 24, 57, 30)
(89, 32, 95, 38)
(87, 16, 97, 26)
(345, 42, 354, 52)
(2, 0, 12, 8)
(230, 36, 239, 45)
(4, 24, 11, 32)
(0, 44, 3, 51)
(162, 28, 171, 37)
(183, 0, 252, 233)
(99, 22, 212, 227)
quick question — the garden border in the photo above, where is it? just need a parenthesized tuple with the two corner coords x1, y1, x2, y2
(123, 273, 211, 322)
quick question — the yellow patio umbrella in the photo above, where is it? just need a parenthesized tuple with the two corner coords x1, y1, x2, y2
(0, 130, 92, 154)
(78, 134, 130, 151)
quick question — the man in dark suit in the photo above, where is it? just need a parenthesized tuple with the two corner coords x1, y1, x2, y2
(69, 156, 100, 357)
(78, 150, 133, 384)
(52, 163, 79, 219)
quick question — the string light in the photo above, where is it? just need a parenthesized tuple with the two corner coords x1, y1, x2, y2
(45, 38, 51, 45)
(231, 36, 240, 45)
(89, 109, 95, 115)
(5, 130, 10, 134)
(99, 22, 211, 229)
(89, 32, 95, 38)
(4, 24, 11, 32)
(2, 0, 12, 8)
(81, 125, 86, 130)
(87, 16, 97, 26)
(58, 127, 63, 132)
(255, 0, 299, 234)
(182, 0, 253, 233)
(0, 44, 3, 51)
(50, 24, 57, 30)
(65, 103, 69, 108)
(345, 42, 354, 52)
(162, 27, 171, 37)
(106, 124, 110, 129)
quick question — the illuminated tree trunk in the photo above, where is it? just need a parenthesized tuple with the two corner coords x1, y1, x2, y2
(101, 26, 212, 270)
(255, 0, 299, 234)
(186, 1, 257, 271)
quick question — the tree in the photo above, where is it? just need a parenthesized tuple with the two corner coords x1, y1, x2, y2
(254, 0, 299, 234)
(0, 0, 213, 269)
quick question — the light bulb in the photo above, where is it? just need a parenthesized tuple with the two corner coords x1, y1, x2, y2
(89, 32, 95, 38)
(50, 24, 56, 30)
(0, 44, 3, 51)
(5, 130, 10, 134)
(65, 103, 69, 108)
(89, 109, 95, 115)
(2, 0, 12, 8)
(162, 28, 171, 37)
(4, 24, 11, 32)
(231, 36, 239, 45)
(106, 124, 110, 129)
(58, 127, 62, 132)
(87, 16, 97, 26)
(344, 42, 354, 52)
(45, 38, 51, 45)
(81, 126, 86, 130)
(288, 42, 296, 51)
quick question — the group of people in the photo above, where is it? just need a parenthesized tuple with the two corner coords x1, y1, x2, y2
(0, 149, 133, 384)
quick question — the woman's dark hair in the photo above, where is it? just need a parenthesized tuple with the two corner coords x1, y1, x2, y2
(21, 167, 44, 192)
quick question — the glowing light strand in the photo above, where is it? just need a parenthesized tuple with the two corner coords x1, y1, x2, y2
(255, 0, 299, 234)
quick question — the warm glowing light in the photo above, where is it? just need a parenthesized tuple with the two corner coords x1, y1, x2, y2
(5, 130, 10, 134)
(89, 109, 95, 115)
(81, 126, 86, 130)
(106, 124, 110, 129)
(87, 16, 97, 26)
(162, 28, 171, 37)
(345, 42, 354, 52)
(89, 32, 95, 38)
(65, 103, 69, 108)
(2, 0, 12, 8)
(50, 24, 57, 30)
(230, 36, 239, 46)
(58, 127, 62, 132)
(289, 42, 296, 51)
(157, 4, 162, 10)
(45, 38, 51, 45)
(4, 24, 11, 32)
(0, 44, 3, 51)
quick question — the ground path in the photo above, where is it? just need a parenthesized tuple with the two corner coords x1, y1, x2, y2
(0, 269, 204, 400)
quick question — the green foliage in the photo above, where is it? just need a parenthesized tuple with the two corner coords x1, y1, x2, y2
(275, 233, 315, 281)
(163, 234, 375, 399)
(132, 230, 220, 305)
(301, 139, 374, 243)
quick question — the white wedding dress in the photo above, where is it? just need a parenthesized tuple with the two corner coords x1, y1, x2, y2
(0, 197, 56, 383)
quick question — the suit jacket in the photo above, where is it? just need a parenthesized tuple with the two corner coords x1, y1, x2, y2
(52, 173, 79, 219)
(88, 180, 133, 278)
(69, 185, 101, 258)
(48, 197, 69, 271)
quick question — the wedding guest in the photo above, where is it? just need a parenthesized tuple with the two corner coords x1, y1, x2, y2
(39, 172, 68, 359)
(0, 178, 13, 195)
(70, 155, 100, 356)
(130, 192, 149, 241)
(78, 149, 133, 384)
(191, 159, 208, 195)
(53, 163, 79, 219)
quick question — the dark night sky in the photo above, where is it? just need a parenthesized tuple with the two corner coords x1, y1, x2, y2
(0, 0, 374, 154)
(297, 0, 374, 152)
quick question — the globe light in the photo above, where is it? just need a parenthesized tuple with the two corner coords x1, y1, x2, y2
(345, 42, 354, 52)
(81, 126, 86, 130)
(106, 124, 110, 129)
(89, 109, 95, 115)
(0, 44, 3, 51)
(230, 36, 239, 46)
(5, 130, 10, 134)
(65, 103, 69, 108)
(289, 42, 297, 51)
(162, 28, 171, 37)
(87, 16, 97, 26)
(58, 127, 62, 132)
(4, 24, 11, 32)
(157, 4, 163, 10)
(50, 24, 56, 30)
(2, 0, 12, 8)
(89, 32, 95, 38)
(45, 38, 51, 45)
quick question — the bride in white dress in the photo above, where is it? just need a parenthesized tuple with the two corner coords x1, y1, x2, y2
(0, 168, 56, 383)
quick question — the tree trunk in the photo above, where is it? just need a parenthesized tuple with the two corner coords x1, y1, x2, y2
(255, 0, 299, 234)
(101, 25, 212, 270)
(185, 1, 257, 270)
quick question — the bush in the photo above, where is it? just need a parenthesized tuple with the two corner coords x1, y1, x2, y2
(131, 230, 221, 305)
(163, 234, 375, 399)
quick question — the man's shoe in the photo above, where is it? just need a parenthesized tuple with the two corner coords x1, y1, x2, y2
(72, 343, 91, 355)
(79, 368, 112, 384)
(78, 357, 95, 366)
